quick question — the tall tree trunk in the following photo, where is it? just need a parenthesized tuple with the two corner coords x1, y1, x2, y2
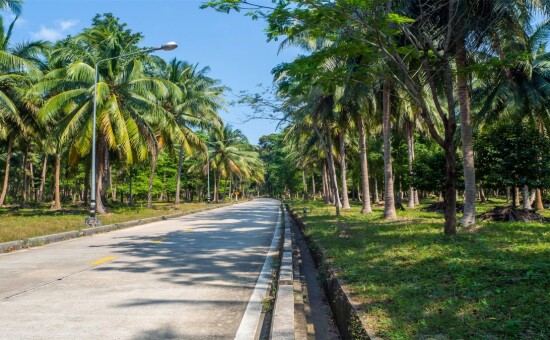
(0, 137, 13, 206)
(21, 145, 28, 205)
(382, 79, 397, 219)
(52, 153, 62, 210)
(314, 124, 341, 214)
(443, 143, 458, 235)
(175, 144, 184, 204)
(311, 173, 316, 200)
(506, 187, 511, 204)
(147, 150, 158, 209)
(374, 176, 380, 204)
(322, 163, 329, 203)
(522, 185, 532, 210)
(29, 162, 35, 202)
(357, 115, 372, 214)
(339, 132, 351, 210)
(529, 189, 536, 206)
(109, 166, 116, 201)
(535, 189, 544, 211)
(456, 31, 476, 227)
(514, 187, 521, 208)
(325, 128, 342, 215)
(214, 173, 220, 203)
(302, 170, 308, 200)
(405, 120, 416, 208)
(38, 154, 47, 203)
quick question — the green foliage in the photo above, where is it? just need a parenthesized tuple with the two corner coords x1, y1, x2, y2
(475, 121, 550, 189)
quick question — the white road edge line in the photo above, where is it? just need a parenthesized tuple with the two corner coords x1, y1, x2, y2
(234, 205, 282, 340)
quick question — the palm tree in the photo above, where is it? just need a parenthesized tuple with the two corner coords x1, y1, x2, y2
(156, 59, 224, 204)
(37, 14, 181, 212)
(0, 15, 47, 206)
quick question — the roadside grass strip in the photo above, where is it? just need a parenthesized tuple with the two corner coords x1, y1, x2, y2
(287, 198, 550, 339)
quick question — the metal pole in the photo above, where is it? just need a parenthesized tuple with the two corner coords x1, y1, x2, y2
(207, 151, 210, 204)
(87, 64, 100, 226)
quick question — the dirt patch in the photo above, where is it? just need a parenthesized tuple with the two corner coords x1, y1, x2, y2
(422, 202, 465, 214)
(478, 207, 549, 222)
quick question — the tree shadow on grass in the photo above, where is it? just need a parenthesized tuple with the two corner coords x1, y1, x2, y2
(302, 209, 550, 339)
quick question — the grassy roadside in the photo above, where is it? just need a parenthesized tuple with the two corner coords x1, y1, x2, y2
(0, 202, 216, 243)
(287, 199, 550, 339)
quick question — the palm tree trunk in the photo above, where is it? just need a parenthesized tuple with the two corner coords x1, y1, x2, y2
(535, 189, 544, 211)
(175, 144, 184, 204)
(147, 150, 158, 209)
(38, 154, 47, 203)
(514, 187, 521, 207)
(302, 170, 308, 200)
(339, 132, 351, 210)
(22, 145, 28, 205)
(322, 163, 329, 203)
(456, 31, 476, 227)
(405, 121, 416, 208)
(382, 79, 397, 219)
(357, 116, 372, 214)
(529, 189, 536, 206)
(52, 153, 62, 210)
(29, 162, 35, 202)
(311, 173, 316, 200)
(109, 166, 116, 201)
(0, 137, 13, 206)
(374, 176, 380, 204)
(323, 127, 342, 215)
(314, 124, 341, 214)
(522, 185, 532, 210)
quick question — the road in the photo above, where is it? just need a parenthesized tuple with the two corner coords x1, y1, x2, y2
(0, 198, 281, 339)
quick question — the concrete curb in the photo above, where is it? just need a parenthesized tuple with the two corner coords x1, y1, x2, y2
(271, 210, 295, 339)
(286, 204, 379, 340)
(0, 202, 239, 254)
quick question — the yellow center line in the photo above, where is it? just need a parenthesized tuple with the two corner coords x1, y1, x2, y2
(90, 256, 116, 266)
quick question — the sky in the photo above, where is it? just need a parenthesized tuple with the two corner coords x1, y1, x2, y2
(6, 0, 300, 144)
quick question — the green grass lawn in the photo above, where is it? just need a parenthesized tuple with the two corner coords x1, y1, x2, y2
(0, 202, 213, 243)
(287, 198, 550, 339)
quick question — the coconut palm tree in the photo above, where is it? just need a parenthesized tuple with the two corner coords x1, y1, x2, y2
(155, 59, 224, 204)
(37, 14, 181, 213)
(0, 15, 48, 206)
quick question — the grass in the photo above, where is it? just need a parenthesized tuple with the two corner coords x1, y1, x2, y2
(287, 198, 550, 339)
(0, 202, 213, 243)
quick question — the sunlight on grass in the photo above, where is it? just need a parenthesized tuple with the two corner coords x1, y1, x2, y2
(0, 202, 210, 243)
(288, 199, 550, 339)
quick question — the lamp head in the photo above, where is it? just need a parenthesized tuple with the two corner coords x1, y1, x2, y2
(159, 42, 178, 51)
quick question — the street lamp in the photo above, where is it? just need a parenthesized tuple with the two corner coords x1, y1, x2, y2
(86, 42, 178, 227)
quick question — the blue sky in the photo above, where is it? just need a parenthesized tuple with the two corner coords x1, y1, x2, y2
(7, 0, 299, 144)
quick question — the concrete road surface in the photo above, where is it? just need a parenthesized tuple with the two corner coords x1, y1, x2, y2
(0, 198, 281, 339)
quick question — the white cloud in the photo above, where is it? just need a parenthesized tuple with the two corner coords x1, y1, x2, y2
(31, 25, 62, 41)
(30, 19, 79, 42)
(58, 19, 78, 31)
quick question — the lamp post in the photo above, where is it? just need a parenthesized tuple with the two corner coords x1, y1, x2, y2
(86, 42, 178, 227)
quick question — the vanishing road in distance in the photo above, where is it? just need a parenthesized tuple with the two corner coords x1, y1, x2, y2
(0, 198, 280, 339)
